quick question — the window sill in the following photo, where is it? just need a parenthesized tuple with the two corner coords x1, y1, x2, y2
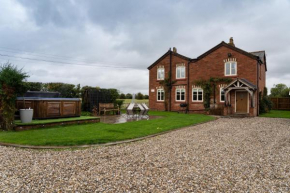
(175, 100, 186, 103)
(156, 79, 164, 82)
(175, 78, 186, 80)
(224, 75, 237, 77)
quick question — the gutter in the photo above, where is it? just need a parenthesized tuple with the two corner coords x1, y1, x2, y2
(257, 59, 259, 116)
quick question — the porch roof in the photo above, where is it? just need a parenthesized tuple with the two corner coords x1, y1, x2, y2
(224, 78, 257, 91)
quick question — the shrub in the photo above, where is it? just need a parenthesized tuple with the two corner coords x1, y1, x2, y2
(259, 87, 272, 114)
(81, 111, 91, 116)
(0, 63, 28, 130)
(114, 100, 124, 108)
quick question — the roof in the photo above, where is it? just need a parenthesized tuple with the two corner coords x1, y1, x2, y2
(224, 78, 257, 90)
(147, 50, 191, 70)
(193, 41, 259, 62)
(250, 51, 267, 71)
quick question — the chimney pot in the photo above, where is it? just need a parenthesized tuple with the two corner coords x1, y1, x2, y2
(173, 47, 177, 53)
(229, 37, 235, 47)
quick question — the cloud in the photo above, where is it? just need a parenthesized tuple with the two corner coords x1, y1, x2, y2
(0, 0, 290, 95)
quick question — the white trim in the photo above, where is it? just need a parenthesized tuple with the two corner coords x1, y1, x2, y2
(157, 89, 164, 101)
(235, 91, 249, 113)
(157, 68, 164, 80)
(220, 87, 225, 103)
(224, 61, 237, 76)
(175, 88, 186, 101)
(176, 65, 186, 79)
(192, 88, 203, 102)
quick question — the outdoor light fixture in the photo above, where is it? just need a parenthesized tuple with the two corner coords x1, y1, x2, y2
(228, 53, 232, 57)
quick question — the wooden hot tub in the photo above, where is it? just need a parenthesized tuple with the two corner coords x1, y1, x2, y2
(16, 97, 81, 119)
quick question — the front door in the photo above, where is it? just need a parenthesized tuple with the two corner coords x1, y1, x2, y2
(236, 91, 248, 113)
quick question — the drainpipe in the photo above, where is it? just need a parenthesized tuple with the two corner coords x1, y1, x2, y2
(169, 49, 172, 111)
(187, 60, 190, 113)
(257, 60, 259, 116)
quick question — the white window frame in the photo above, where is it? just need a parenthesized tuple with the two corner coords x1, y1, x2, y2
(192, 88, 203, 102)
(157, 89, 164, 101)
(176, 88, 185, 101)
(224, 62, 237, 76)
(176, 66, 185, 79)
(220, 87, 225, 102)
(157, 68, 165, 80)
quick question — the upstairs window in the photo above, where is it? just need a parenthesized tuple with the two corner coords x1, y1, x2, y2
(176, 88, 185, 101)
(225, 62, 237, 76)
(192, 88, 203, 102)
(157, 68, 164, 80)
(176, 66, 185, 79)
(157, 89, 164, 101)
(220, 88, 225, 102)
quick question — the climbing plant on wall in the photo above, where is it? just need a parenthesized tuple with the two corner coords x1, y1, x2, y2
(193, 77, 232, 109)
(159, 72, 177, 111)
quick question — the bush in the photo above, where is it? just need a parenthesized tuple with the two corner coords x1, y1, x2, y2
(259, 87, 273, 114)
(0, 63, 28, 130)
(81, 111, 91, 116)
(114, 100, 124, 108)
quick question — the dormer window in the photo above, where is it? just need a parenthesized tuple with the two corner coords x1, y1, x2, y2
(176, 65, 185, 79)
(157, 67, 164, 80)
(225, 61, 237, 76)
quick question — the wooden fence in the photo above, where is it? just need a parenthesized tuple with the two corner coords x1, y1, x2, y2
(270, 97, 290, 110)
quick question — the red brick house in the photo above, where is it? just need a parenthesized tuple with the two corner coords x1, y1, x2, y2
(148, 38, 267, 116)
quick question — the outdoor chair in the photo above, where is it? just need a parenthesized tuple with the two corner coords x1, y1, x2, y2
(126, 103, 135, 118)
(136, 103, 145, 117)
(141, 103, 149, 118)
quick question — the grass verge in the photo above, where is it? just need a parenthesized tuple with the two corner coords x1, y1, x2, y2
(0, 111, 214, 146)
(14, 116, 98, 125)
(259, 110, 290, 119)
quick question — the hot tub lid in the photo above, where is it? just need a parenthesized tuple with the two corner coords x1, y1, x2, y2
(17, 97, 81, 101)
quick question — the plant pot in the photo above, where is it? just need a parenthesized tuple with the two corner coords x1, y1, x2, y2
(20, 109, 33, 123)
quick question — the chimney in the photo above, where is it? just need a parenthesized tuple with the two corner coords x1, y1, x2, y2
(173, 47, 177, 53)
(229, 37, 235, 47)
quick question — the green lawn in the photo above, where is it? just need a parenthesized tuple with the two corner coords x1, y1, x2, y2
(0, 111, 214, 146)
(15, 116, 98, 126)
(260, 110, 290, 118)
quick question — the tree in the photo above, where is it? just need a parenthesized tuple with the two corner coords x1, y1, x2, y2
(144, 95, 149, 99)
(136, 92, 144, 100)
(43, 82, 77, 98)
(0, 63, 28, 130)
(270, 84, 290, 97)
(25, 82, 43, 91)
(126, 93, 132, 99)
(119, 93, 126, 99)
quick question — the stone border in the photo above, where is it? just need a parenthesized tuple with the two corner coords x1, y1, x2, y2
(0, 118, 217, 150)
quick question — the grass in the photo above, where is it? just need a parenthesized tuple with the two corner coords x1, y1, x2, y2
(0, 111, 214, 146)
(260, 110, 290, 118)
(14, 116, 98, 125)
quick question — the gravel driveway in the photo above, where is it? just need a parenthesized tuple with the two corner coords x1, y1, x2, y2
(1, 117, 290, 192)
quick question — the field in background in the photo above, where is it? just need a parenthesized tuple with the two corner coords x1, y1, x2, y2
(117, 99, 149, 109)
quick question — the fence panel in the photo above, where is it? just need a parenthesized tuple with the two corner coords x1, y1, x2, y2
(270, 97, 290, 110)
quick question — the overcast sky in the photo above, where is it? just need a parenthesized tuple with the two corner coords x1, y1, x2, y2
(0, 0, 290, 94)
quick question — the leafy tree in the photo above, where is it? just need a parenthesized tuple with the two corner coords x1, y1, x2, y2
(43, 82, 77, 98)
(25, 82, 43, 91)
(259, 87, 272, 114)
(0, 63, 28, 130)
(270, 84, 290, 97)
(108, 88, 119, 102)
(119, 93, 126, 99)
(126, 93, 132, 99)
(136, 92, 144, 100)
(144, 95, 149, 99)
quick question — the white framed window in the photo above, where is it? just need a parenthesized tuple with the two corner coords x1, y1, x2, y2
(157, 68, 164, 80)
(192, 88, 203, 102)
(220, 88, 225, 102)
(176, 66, 185, 79)
(176, 88, 185, 101)
(225, 62, 237, 76)
(157, 89, 164, 101)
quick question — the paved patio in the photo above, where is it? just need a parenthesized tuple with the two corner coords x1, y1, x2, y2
(0, 117, 290, 192)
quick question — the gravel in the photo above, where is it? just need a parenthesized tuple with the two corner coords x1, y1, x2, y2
(0, 117, 290, 192)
